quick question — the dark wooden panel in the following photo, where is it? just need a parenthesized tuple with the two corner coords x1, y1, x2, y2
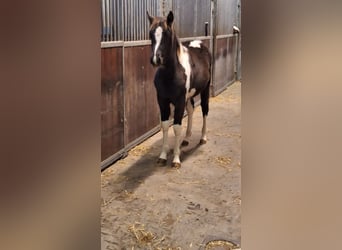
(124, 45, 159, 144)
(101, 47, 124, 161)
(214, 38, 229, 93)
(227, 36, 237, 83)
(213, 37, 236, 95)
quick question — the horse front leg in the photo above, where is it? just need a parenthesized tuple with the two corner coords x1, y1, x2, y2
(171, 99, 186, 168)
(157, 97, 171, 165)
(157, 120, 169, 165)
(200, 82, 210, 144)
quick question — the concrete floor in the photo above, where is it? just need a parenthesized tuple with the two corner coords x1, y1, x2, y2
(101, 81, 241, 249)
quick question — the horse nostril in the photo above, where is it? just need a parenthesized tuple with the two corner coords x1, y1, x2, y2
(156, 51, 162, 58)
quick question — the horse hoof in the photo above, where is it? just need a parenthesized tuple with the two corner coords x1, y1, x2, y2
(181, 140, 189, 147)
(171, 162, 181, 168)
(199, 139, 207, 145)
(157, 158, 167, 165)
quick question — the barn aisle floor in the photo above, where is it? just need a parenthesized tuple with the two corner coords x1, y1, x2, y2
(101, 81, 241, 249)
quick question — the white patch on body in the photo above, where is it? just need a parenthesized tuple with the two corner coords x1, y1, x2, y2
(178, 44, 191, 92)
(189, 40, 202, 48)
(153, 26, 163, 64)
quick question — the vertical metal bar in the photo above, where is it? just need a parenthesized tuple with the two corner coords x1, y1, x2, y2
(210, 0, 217, 96)
(130, 0, 132, 41)
(141, 1, 143, 40)
(113, 0, 118, 41)
(124, 0, 127, 41)
(102, 0, 105, 41)
(105, 0, 107, 41)
(120, 0, 123, 40)
(115, 0, 118, 41)
(137, 0, 140, 40)
(109, 0, 111, 41)
(144, 0, 147, 40)
(106, 0, 109, 41)
(135, 0, 138, 40)
(152, 0, 154, 16)
(104, 0, 107, 41)
(113, 0, 115, 41)
(139, 1, 141, 40)
(142, 0, 144, 40)
(147, 0, 151, 40)
(110, 0, 113, 41)
(194, 0, 198, 36)
(130, 0, 133, 41)
(129, 0, 136, 41)
(101, 0, 104, 41)
(133, 0, 136, 41)
(125, 0, 128, 40)
(124, 0, 126, 41)
(136, 0, 139, 41)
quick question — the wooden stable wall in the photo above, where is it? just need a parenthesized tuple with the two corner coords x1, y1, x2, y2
(101, 0, 241, 169)
(101, 44, 159, 167)
(123, 45, 159, 146)
(213, 36, 238, 95)
(101, 47, 124, 161)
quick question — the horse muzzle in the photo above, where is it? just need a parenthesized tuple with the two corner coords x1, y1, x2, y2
(151, 53, 163, 66)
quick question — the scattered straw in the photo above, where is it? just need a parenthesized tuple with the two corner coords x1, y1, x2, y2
(128, 222, 182, 249)
(129, 145, 151, 156)
(128, 222, 156, 245)
(205, 240, 237, 250)
(233, 196, 241, 205)
(214, 156, 232, 167)
(210, 95, 226, 103)
(101, 197, 115, 207)
(214, 132, 241, 138)
(168, 176, 208, 185)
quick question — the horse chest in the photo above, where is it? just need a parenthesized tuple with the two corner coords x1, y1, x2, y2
(154, 69, 187, 98)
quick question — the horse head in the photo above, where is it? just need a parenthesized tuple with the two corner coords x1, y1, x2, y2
(147, 11, 175, 67)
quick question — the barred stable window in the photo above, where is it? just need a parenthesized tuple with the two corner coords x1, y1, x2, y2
(101, 0, 159, 42)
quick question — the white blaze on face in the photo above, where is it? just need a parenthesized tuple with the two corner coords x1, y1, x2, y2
(153, 26, 163, 64)
(189, 40, 202, 48)
(178, 45, 191, 92)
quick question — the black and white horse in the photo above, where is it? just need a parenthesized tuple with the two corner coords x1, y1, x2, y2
(147, 11, 211, 168)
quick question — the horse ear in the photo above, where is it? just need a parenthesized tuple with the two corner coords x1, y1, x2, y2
(147, 11, 154, 24)
(167, 11, 174, 27)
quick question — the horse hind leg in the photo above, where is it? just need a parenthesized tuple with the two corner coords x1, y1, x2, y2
(181, 98, 194, 147)
(199, 82, 210, 145)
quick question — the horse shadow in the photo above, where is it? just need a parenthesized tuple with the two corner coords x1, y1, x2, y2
(108, 135, 205, 193)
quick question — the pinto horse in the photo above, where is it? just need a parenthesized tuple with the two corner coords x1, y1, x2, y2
(147, 11, 211, 168)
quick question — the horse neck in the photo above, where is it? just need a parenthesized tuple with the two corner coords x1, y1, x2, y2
(165, 34, 181, 69)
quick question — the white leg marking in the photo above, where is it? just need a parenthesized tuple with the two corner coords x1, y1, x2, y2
(185, 100, 194, 139)
(201, 115, 207, 142)
(172, 124, 182, 164)
(169, 103, 175, 122)
(159, 121, 169, 160)
(153, 26, 163, 64)
(189, 40, 202, 48)
(185, 88, 196, 100)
